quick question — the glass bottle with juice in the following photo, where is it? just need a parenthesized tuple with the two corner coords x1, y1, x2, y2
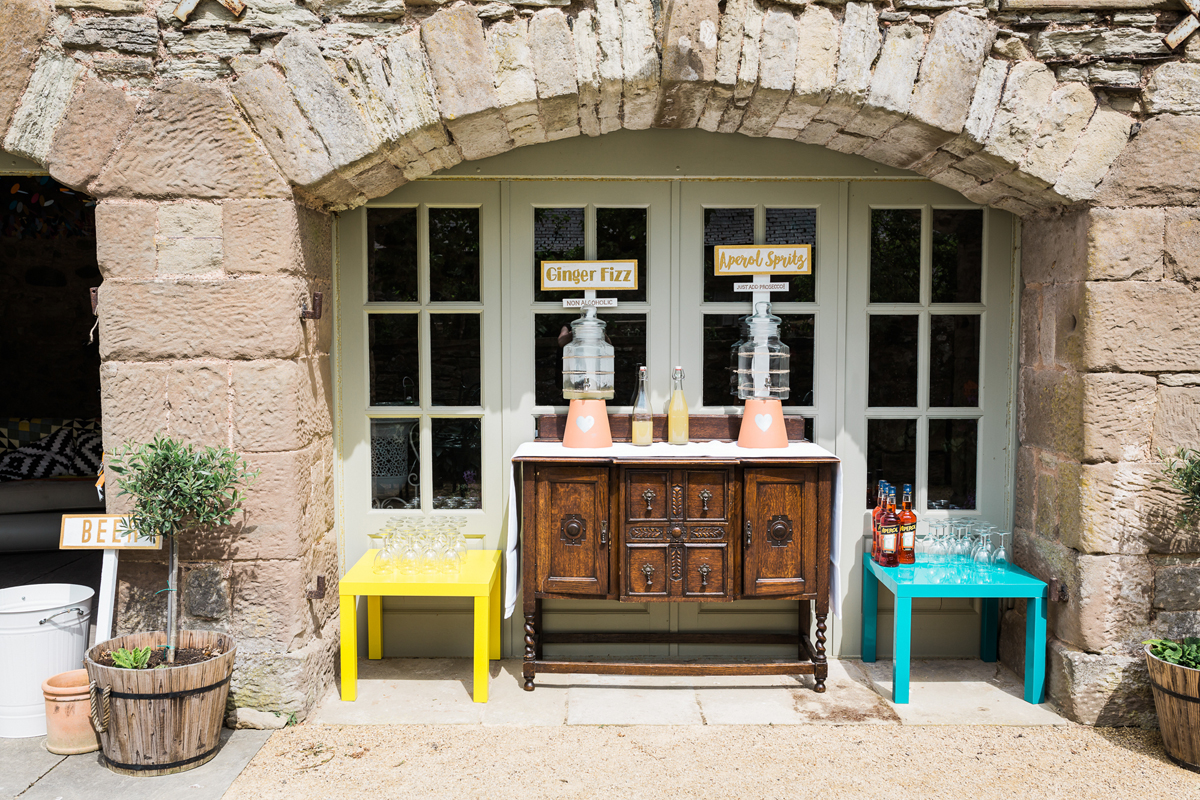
(632, 366, 653, 446)
(668, 366, 688, 445)
(899, 483, 917, 565)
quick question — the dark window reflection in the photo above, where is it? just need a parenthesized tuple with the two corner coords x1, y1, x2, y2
(866, 418, 917, 508)
(703, 207, 754, 302)
(368, 208, 418, 302)
(868, 315, 919, 407)
(701, 314, 814, 407)
(765, 208, 816, 303)
(929, 315, 980, 407)
(534, 207, 585, 302)
(429, 208, 480, 302)
(429, 314, 480, 406)
(535, 313, 646, 406)
(432, 418, 482, 509)
(928, 419, 977, 510)
(596, 207, 648, 302)
(369, 314, 419, 406)
(932, 209, 983, 304)
(870, 209, 921, 304)
(371, 418, 420, 509)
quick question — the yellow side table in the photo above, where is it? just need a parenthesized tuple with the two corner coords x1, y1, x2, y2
(339, 549, 502, 703)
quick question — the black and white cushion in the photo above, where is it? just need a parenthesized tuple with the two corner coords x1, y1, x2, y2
(72, 431, 103, 477)
(0, 427, 77, 482)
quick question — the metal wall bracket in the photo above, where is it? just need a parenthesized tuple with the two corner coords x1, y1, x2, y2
(1049, 578, 1069, 603)
(306, 574, 326, 600)
(301, 292, 323, 320)
(90, 287, 99, 315)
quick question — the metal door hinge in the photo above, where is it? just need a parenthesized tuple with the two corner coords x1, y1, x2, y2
(600, 520, 609, 545)
(744, 520, 752, 548)
(1049, 578, 1069, 603)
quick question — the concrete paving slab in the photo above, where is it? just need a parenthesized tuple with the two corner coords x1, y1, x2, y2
(567, 684, 704, 725)
(790, 660, 902, 724)
(10, 729, 270, 800)
(481, 662, 568, 726)
(315, 659, 484, 725)
(0, 737, 64, 799)
(696, 686, 805, 724)
(858, 659, 1070, 725)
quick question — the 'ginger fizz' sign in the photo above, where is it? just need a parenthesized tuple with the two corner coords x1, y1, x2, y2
(59, 514, 160, 549)
(541, 260, 639, 291)
(713, 244, 811, 276)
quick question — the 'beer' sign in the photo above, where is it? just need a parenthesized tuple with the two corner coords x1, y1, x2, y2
(541, 260, 639, 291)
(714, 244, 811, 276)
(59, 514, 160, 549)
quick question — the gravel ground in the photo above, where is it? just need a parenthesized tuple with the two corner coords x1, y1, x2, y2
(228, 724, 1199, 799)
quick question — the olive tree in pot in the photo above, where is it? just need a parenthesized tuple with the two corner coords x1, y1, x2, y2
(83, 435, 255, 776)
(1145, 447, 1200, 773)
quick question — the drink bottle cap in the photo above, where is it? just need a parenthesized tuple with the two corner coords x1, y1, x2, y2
(903, 483, 912, 492)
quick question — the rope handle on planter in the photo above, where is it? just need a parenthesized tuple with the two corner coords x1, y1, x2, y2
(89, 681, 110, 733)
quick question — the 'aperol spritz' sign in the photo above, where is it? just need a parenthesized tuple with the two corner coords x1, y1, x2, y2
(714, 244, 811, 276)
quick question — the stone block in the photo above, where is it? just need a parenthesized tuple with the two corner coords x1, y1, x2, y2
(1094, 115, 1198, 207)
(1087, 207, 1164, 282)
(100, 362, 169, 453)
(1154, 610, 1200, 640)
(298, 206, 332, 282)
(4, 51, 84, 165)
(1015, 445, 1035, 532)
(156, 0, 321, 32)
(860, 119, 953, 170)
(1055, 106, 1133, 204)
(594, 0, 625, 135)
(47, 80, 137, 191)
(1154, 565, 1200, 611)
(381, 31, 461, 173)
(1145, 62, 1200, 115)
(1022, 83, 1095, 187)
(909, 10, 994, 135)
(157, 203, 223, 276)
(1047, 638, 1155, 727)
(231, 357, 331, 452)
(0, 0, 52, 139)
(1153, 384, 1200, 456)
(654, 0, 720, 130)
(1018, 367, 1083, 460)
(95, 82, 290, 201)
(773, 4, 838, 138)
(1165, 208, 1200, 283)
(113, 557, 168, 636)
(1021, 208, 1087, 286)
(984, 60, 1055, 167)
(1081, 373, 1156, 463)
(830, 2, 880, 113)
(1082, 281, 1200, 373)
(573, 9, 602, 137)
(843, 23, 923, 139)
(183, 564, 230, 621)
(228, 613, 338, 719)
(231, 558, 307, 653)
(621, 0, 660, 130)
(528, 10, 580, 140)
(489, 19, 546, 147)
(226, 707, 288, 730)
(168, 361, 230, 448)
(98, 278, 305, 362)
(1053, 282, 1085, 371)
(1019, 285, 1041, 369)
(163, 29, 256, 59)
(63, 17, 157, 56)
(56, 0, 143, 10)
(740, 8, 799, 137)
(95, 202, 157, 280)
(1064, 461, 1158, 556)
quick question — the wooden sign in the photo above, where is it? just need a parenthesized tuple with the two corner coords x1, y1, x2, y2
(541, 260, 639, 291)
(714, 244, 811, 276)
(59, 514, 160, 550)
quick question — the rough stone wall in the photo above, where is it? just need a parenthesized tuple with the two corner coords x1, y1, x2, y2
(5, 0, 1200, 725)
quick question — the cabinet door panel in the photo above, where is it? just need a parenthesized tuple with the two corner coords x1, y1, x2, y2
(626, 470, 669, 522)
(536, 466, 610, 596)
(684, 470, 729, 521)
(743, 468, 817, 597)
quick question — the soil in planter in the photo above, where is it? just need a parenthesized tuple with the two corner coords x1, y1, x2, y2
(94, 646, 224, 669)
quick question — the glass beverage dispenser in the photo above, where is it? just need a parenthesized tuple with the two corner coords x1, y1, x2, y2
(735, 302, 790, 448)
(562, 306, 615, 448)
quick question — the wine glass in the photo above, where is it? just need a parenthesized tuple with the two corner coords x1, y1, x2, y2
(991, 530, 1011, 573)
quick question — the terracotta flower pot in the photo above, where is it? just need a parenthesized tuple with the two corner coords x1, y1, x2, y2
(42, 669, 100, 755)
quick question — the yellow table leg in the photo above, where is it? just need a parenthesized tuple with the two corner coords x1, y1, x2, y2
(489, 571, 501, 661)
(473, 594, 490, 703)
(367, 595, 382, 660)
(339, 594, 358, 702)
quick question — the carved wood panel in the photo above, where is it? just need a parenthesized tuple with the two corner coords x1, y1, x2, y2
(534, 465, 609, 596)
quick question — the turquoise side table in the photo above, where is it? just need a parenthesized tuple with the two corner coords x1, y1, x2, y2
(861, 558, 1048, 705)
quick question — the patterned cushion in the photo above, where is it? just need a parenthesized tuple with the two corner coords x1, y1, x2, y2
(0, 417, 67, 454)
(0, 428, 78, 482)
(72, 431, 103, 477)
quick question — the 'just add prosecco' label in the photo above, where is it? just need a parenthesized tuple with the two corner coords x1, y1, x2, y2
(714, 244, 812, 276)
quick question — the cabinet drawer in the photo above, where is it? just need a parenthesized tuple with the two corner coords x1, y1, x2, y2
(624, 546, 669, 598)
(684, 470, 730, 521)
(682, 545, 729, 598)
(625, 470, 669, 521)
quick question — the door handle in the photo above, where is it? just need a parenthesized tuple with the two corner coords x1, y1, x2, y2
(745, 520, 752, 548)
(600, 520, 609, 545)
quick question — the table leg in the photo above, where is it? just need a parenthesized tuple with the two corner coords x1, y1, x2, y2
(367, 595, 382, 660)
(892, 595, 912, 704)
(862, 561, 878, 663)
(980, 598, 1000, 663)
(339, 594, 357, 702)
(473, 594, 490, 703)
(1025, 595, 1047, 704)
(489, 572, 501, 661)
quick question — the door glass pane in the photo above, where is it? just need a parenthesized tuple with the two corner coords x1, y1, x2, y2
(429, 314, 481, 406)
(429, 207, 480, 303)
(702, 313, 740, 406)
(703, 207, 754, 302)
(369, 313, 419, 406)
(868, 315, 918, 408)
(371, 418, 420, 509)
(367, 208, 418, 302)
(929, 315, 981, 408)
(870, 209, 921, 304)
(535, 313, 646, 406)
(596, 207, 648, 302)
(779, 314, 815, 407)
(534, 207, 585, 302)
(765, 208, 817, 303)
(932, 209, 983, 304)
(866, 418, 917, 508)
(928, 419, 978, 510)
(432, 418, 482, 509)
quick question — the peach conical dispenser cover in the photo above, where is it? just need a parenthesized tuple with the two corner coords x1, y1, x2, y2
(563, 399, 613, 448)
(738, 397, 788, 449)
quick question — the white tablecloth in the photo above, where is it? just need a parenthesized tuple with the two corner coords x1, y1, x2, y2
(502, 440, 843, 619)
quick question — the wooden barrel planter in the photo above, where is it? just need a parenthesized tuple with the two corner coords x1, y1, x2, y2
(84, 630, 236, 777)
(1145, 645, 1200, 772)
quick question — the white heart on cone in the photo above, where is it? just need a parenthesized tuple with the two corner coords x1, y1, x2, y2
(755, 414, 772, 432)
(576, 415, 595, 433)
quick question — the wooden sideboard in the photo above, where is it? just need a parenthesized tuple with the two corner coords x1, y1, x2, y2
(515, 450, 836, 692)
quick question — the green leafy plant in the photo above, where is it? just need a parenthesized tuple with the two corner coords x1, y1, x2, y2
(110, 646, 152, 670)
(108, 434, 257, 664)
(1144, 637, 1200, 671)
(1157, 447, 1200, 524)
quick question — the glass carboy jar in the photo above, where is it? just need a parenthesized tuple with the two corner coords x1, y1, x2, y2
(735, 303, 790, 400)
(562, 307, 615, 400)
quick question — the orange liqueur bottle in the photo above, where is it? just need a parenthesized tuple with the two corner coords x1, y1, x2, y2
(899, 483, 916, 565)
(879, 489, 900, 568)
(872, 480, 887, 565)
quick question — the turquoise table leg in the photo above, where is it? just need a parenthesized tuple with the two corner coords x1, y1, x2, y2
(892, 594, 912, 704)
(862, 561, 878, 663)
(980, 598, 1000, 662)
(1024, 594, 1047, 704)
